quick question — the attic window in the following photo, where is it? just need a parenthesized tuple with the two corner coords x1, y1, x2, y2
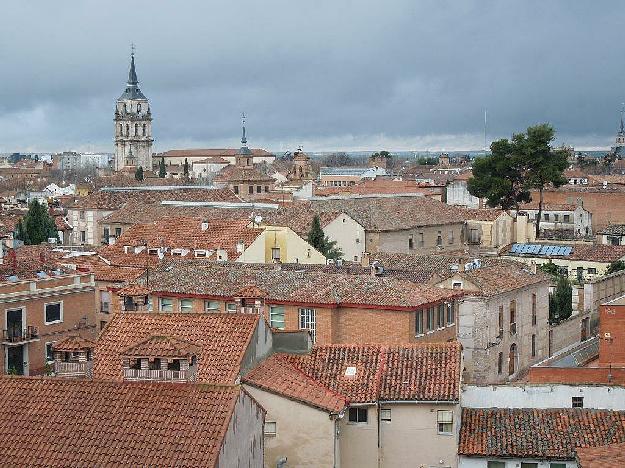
(148, 248, 158, 256)
(195, 250, 207, 258)
(124, 246, 132, 254)
(345, 366, 357, 377)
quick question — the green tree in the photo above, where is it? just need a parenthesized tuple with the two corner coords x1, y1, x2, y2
(307, 215, 343, 261)
(16, 199, 58, 245)
(183, 158, 190, 179)
(607, 260, 625, 275)
(468, 124, 568, 238)
(159, 157, 166, 178)
(549, 275, 573, 324)
(134, 166, 144, 181)
(539, 262, 560, 279)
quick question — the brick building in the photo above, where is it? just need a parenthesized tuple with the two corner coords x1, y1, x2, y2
(113, 261, 462, 345)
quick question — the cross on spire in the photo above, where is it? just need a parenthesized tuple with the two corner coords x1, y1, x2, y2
(620, 103, 624, 134)
(131, 42, 136, 57)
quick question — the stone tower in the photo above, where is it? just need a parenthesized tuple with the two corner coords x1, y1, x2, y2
(114, 52, 153, 172)
(615, 105, 625, 156)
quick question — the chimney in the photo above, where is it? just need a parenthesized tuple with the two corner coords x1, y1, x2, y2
(361, 252, 371, 268)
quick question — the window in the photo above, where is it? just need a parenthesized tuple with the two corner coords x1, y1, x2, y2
(521, 464, 538, 468)
(498, 306, 504, 337)
(254, 185, 260, 194)
(563, 214, 570, 223)
(418, 232, 424, 247)
(448, 230, 454, 244)
(160, 298, 173, 312)
(509, 300, 516, 335)
(79, 210, 85, 220)
(233, 185, 239, 194)
(380, 408, 391, 422)
(115, 228, 122, 238)
(100, 320, 107, 331)
(80, 231, 86, 243)
(44, 302, 62, 324)
(264, 421, 277, 436)
(180, 299, 193, 312)
(248, 186, 254, 194)
(487, 463, 505, 468)
(437, 410, 453, 434)
(103, 227, 110, 242)
(226, 303, 237, 313)
(45, 342, 55, 363)
(437, 304, 445, 328)
(204, 300, 219, 311)
(299, 308, 316, 341)
(572, 396, 584, 408)
(544, 213, 550, 221)
(550, 464, 566, 468)
(588, 267, 597, 274)
(452, 281, 462, 290)
(134, 123, 139, 135)
(531, 334, 536, 357)
(415, 310, 424, 335)
(348, 407, 368, 423)
(271, 247, 281, 262)
(553, 214, 559, 222)
(408, 235, 414, 250)
(264, 186, 269, 192)
(426, 307, 434, 331)
(436, 231, 443, 246)
(446, 302, 454, 325)
(532, 293, 537, 326)
(142, 124, 146, 136)
(497, 352, 503, 374)
(509, 343, 517, 375)
(269, 305, 285, 330)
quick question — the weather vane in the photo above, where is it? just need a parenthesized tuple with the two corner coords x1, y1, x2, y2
(131, 42, 136, 56)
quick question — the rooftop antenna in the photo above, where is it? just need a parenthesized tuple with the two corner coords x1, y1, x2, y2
(483, 108, 488, 154)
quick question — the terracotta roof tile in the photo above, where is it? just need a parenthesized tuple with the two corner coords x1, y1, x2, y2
(93, 313, 259, 384)
(576, 442, 625, 467)
(122, 335, 201, 359)
(52, 335, 96, 352)
(0, 377, 245, 467)
(459, 408, 625, 460)
(245, 343, 460, 407)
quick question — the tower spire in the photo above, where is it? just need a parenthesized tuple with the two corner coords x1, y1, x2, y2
(128, 44, 138, 86)
(241, 112, 247, 146)
(620, 103, 624, 134)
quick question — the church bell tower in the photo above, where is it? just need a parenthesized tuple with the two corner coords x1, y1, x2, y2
(114, 49, 153, 172)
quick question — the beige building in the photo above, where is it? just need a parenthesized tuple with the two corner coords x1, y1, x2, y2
(243, 342, 461, 468)
(436, 261, 550, 384)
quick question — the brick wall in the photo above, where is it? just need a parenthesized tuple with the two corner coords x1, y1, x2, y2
(529, 366, 625, 385)
(599, 302, 625, 366)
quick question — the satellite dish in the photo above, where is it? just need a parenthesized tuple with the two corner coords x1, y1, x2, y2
(254, 215, 263, 225)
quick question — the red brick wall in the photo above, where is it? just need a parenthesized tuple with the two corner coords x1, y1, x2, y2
(529, 366, 625, 385)
(540, 189, 625, 231)
(599, 303, 625, 366)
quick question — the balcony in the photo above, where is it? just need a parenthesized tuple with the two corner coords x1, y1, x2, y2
(54, 361, 93, 378)
(123, 365, 197, 383)
(2, 326, 39, 346)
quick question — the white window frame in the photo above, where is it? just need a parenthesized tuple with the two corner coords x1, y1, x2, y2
(437, 409, 453, 435)
(44, 301, 63, 325)
(45, 341, 56, 363)
(160, 297, 173, 312)
(264, 421, 277, 436)
(298, 308, 316, 342)
(180, 298, 193, 312)
(380, 408, 391, 423)
(204, 300, 220, 312)
(269, 305, 285, 330)
(226, 303, 237, 313)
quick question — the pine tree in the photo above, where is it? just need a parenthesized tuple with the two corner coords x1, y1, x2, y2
(135, 166, 144, 181)
(549, 275, 573, 324)
(307, 215, 343, 260)
(159, 157, 166, 178)
(16, 199, 58, 245)
(183, 158, 190, 179)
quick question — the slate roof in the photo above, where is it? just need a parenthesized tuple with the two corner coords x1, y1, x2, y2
(93, 313, 259, 383)
(459, 408, 625, 460)
(244, 342, 461, 410)
(0, 377, 247, 467)
(136, 261, 461, 310)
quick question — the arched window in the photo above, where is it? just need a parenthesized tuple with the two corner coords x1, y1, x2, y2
(126, 124, 130, 136)
(508, 343, 517, 376)
(137, 103, 142, 113)
(142, 124, 146, 136)
(119, 124, 123, 135)
(135, 124, 139, 135)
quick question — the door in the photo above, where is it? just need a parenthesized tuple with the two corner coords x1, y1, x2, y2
(6, 345, 24, 375)
(6, 309, 23, 341)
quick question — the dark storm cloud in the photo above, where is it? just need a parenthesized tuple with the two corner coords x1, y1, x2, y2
(0, 0, 623, 152)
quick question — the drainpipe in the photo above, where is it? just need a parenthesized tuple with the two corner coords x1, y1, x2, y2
(377, 401, 381, 468)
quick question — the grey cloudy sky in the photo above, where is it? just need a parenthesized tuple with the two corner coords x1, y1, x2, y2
(0, 0, 623, 153)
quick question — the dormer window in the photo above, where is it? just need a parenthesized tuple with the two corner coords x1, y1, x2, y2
(122, 336, 199, 382)
(194, 250, 207, 258)
(148, 248, 159, 256)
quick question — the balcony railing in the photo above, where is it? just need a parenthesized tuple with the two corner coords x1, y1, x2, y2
(123, 365, 197, 383)
(2, 326, 39, 345)
(54, 361, 93, 378)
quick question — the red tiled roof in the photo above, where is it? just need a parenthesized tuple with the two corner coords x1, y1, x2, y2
(244, 342, 460, 408)
(453, 262, 549, 296)
(459, 408, 625, 460)
(214, 165, 274, 183)
(576, 442, 625, 467)
(0, 377, 247, 467)
(122, 335, 201, 359)
(455, 208, 508, 222)
(244, 354, 348, 412)
(52, 335, 96, 352)
(93, 313, 259, 384)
